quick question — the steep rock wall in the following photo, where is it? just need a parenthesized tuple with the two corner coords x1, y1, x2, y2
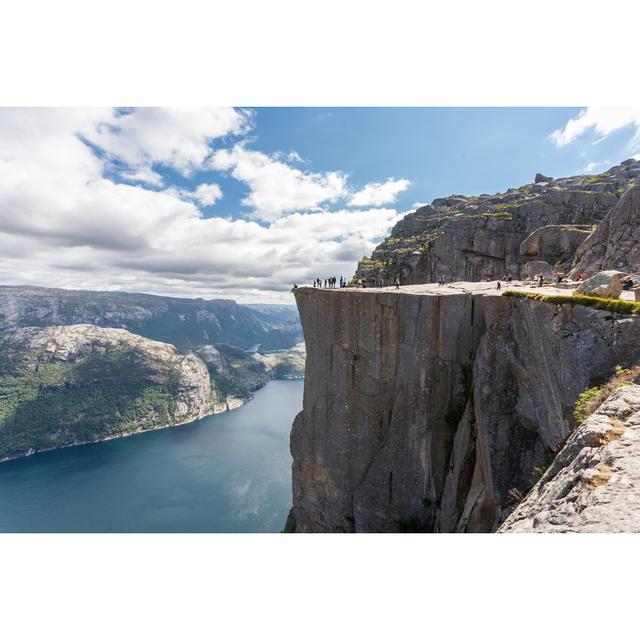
(290, 285, 640, 532)
(499, 384, 640, 533)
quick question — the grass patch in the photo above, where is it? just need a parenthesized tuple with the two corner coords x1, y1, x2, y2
(502, 290, 640, 315)
(573, 365, 640, 427)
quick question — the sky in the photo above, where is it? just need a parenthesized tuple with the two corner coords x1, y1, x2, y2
(1, 106, 639, 304)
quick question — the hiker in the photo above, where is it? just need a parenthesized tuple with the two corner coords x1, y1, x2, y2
(290, 283, 298, 292)
(538, 274, 544, 287)
(622, 277, 634, 291)
(394, 276, 400, 290)
(496, 281, 501, 291)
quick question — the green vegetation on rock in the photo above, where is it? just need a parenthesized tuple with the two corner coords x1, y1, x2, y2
(502, 290, 640, 315)
(573, 365, 640, 426)
(0, 339, 189, 460)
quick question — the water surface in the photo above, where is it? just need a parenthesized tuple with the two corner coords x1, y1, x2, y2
(0, 380, 302, 532)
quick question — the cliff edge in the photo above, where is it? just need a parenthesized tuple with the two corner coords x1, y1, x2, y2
(289, 283, 640, 532)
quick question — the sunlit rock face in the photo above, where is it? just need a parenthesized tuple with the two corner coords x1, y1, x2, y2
(289, 284, 640, 533)
(355, 159, 639, 286)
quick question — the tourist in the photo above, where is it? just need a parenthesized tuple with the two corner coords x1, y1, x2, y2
(496, 281, 501, 291)
(622, 277, 634, 291)
(538, 274, 544, 287)
(394, 276, 400, 290)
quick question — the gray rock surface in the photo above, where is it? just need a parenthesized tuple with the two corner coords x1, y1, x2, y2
(576, 270, 624, 298)
(290, 284, 640, 532)
(499, 384, 640, 533)
(355, 159, 639, 286)
(521, 260, 554, 281)
(519, 224, 591, 270)
(570, 184, 640, 277)
(535, 173, 553, 183)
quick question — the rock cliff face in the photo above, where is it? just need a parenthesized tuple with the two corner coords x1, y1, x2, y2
(570, 184, 640, 277)
(0, 325, 217, 461)
(355, 159, 639, 285)
(499, 383, 640, 533)
(289, 284, 640, 532)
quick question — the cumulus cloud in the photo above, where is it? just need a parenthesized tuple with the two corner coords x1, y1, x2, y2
(0, 108, 403, 303)
(211, 145, 348, 222)
(85, 107, 252, 179)
(348, 178, 411, 207)
(192, 183, 223, 206)
(551, 107, 640, 149)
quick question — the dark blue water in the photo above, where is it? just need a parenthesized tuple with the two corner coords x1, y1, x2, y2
(0, 380, 303, 532)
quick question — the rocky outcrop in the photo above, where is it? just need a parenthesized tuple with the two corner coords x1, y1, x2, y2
(519, 224, 592, 271)
(535, 173, 553, 184)
(355, 159, 639, 286)
(576, 270, 625, 298)
(0, 325, 218, 461)
(570, 184, 640, 277)
(289, 284, 640, 532)
(499, 384, 640, 533)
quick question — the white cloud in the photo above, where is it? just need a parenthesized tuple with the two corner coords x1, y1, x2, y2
(85, 107, 252, 177)
(348, 178, 411, 207)
(582, 160, 610, 174)
(551, 107, 640, 149)
(0, 108, 402, 304)
(192, 183, 223, 206)
(210, 145, 348, 222)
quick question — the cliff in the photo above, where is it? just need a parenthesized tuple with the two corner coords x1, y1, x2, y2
(289, 284, 640, 532)
(570, 183, 640, 277)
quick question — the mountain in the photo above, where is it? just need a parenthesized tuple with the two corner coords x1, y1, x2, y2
(355, 158, 640, 285)
(0, 287, 305, 461)
(0, 325, 217, 461)
(287, 160, 640, 533)
(0, 286, 302, 351)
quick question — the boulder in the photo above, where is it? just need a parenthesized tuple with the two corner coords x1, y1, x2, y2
(535, 173, 553, 183)
(521, 260, 554, 281)
(519, 224, 590, 268)
(576, 270, 624, 298)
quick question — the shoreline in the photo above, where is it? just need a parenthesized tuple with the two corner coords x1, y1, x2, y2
(0, 394, 250, 465)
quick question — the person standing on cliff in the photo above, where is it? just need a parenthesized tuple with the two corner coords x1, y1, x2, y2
(394, 276, 400, 290)
(496, 281, 501, 291)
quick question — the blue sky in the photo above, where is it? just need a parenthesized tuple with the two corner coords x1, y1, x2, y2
(189, 107, 640, 223)
(0, 107, 639, 302)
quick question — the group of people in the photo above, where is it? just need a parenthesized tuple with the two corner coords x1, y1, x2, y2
(294, 270, 638, 295)
(313, 276, 346, 288)
(357, 276, 401, 289)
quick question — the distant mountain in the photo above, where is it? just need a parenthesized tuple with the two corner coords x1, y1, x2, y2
(0, 286, 305, 461)
(0, 286, 302, 351)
